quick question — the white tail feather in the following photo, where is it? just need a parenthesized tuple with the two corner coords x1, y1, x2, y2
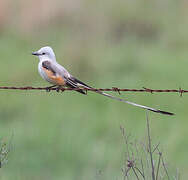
(95, 91, 174, 115)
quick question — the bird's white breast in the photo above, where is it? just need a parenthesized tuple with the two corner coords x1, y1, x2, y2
(38, 61, 55, 84)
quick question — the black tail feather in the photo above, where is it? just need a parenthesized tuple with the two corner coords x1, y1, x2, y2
(149, 109, 174, 116)
(76, 89, 87, 95)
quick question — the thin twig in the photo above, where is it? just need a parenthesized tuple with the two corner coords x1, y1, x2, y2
(146, 112, 155, 180)
(152, 143, 160, 154)
(120, 126, 132, 180)
(135, 142, 145, 179)
(120, 126, 131, 160)
(124, 167, 131, 180)
(175, 168, 180, 180)
(155, 152, 162, 180)
(134, 166, 145, 179)
(132, 167, 140, 180)
(140, 159, 145, 180)
(160, 152, 170, 180)
(140, 141, 150, 173)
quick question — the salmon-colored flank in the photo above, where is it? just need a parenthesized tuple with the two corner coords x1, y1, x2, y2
(42, 67, 65, 85)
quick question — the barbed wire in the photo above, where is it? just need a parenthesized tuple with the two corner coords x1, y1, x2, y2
(0, 86, 187, 96)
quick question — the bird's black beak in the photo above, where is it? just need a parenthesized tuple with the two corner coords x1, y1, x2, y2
(32, 51, 40, 56)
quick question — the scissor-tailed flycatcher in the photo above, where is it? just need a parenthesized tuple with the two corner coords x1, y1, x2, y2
(32, 46, 173, 115)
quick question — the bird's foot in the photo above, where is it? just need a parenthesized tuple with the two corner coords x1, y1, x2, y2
(56, 86, 62, 92)
(45, 85, 57, 92)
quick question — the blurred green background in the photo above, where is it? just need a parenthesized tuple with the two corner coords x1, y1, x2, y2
(0, 0, 188, 179)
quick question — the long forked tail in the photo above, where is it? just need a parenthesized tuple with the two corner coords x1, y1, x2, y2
(95, 91, 174, 116)
(69, 77, 174, 115)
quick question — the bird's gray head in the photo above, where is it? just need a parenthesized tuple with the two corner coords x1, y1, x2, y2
(32, 46, 56, 62)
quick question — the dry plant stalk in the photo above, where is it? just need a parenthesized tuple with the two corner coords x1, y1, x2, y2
(120, 113, 178, 180)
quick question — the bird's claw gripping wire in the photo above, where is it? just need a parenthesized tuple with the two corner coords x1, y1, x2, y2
(45, 85, 57, 92)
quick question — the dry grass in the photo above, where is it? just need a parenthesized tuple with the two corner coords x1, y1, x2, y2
(0, 136, 12, 168)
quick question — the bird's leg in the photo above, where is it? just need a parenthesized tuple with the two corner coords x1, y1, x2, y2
(45, 85, 57, 92)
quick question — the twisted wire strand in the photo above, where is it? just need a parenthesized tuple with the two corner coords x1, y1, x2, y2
(0, 86, 186, 96)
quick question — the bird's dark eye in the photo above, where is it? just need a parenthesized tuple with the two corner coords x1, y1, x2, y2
(42, 52, 46, 55)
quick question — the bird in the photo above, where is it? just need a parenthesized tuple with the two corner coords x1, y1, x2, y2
(32, 46, 174, 116)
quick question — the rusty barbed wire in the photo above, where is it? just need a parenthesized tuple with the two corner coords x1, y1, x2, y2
(0, 86, 187, 96)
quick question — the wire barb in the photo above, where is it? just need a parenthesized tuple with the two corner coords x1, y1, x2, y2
(179, 87, 183, 97)
(112, 87, 121, 94)
(143, 87, 154, 94)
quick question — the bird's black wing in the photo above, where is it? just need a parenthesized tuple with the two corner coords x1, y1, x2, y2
(65, 76, 91, 95)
